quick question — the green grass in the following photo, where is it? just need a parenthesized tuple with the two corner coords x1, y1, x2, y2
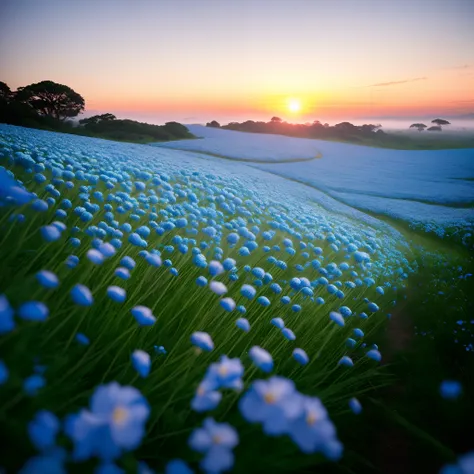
(0, 156, 401, 473)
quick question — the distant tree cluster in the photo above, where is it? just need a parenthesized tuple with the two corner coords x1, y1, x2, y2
(409, 118, 451, 132)
(0, 80, 193, 143)
(206, 117, 385, 141)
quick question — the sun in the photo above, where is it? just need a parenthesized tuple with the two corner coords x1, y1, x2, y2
(287, 98, 301, 113)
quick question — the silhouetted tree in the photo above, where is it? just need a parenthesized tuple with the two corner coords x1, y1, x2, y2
(15, 80, 85, 121)
(0, 81, 13, 102)
(431, 118, 450, 126)
(270, 116, 282, 122)
(409, 123, 427, 132)
(427, 125, 442, 132)
(206, 120, 220, 128)
(79, 113, 116, 126)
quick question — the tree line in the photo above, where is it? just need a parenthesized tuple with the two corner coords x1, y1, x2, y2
(0, 80, 193, 143)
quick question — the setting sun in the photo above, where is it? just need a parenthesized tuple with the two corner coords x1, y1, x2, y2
(288, 98, 301, 113)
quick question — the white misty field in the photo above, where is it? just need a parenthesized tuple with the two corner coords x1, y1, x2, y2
(153, 125, 474, 239)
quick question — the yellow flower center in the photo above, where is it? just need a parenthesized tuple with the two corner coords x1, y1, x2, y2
(218, 366, 228, 375)
(212, 435, 222, 444)
(264, 392, 276, 404)
(306, 412, 317, 426)
(112, 406, 128, 425)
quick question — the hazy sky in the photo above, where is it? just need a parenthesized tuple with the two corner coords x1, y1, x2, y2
(1, 0, 473, 124)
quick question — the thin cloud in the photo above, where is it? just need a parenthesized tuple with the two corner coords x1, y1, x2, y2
(450, 64, 472, 70)
(366, 77, 427, 87)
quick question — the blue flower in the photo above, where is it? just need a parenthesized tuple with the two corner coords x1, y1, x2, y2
(439, 380, 462, 400)
(115, 267, 131, 280)
(293, 348, 309, 365)
(209, 260, 224, 276)
(131, 350, 151, 378)
(239, 376, 302, 435)
(271, 317, 285, 329)
(165, 459, 194, 474)
(18, 301, 49, 321)
(282, 328, 296, 341)
(191, 384, 222, 413)
(19, 451, 66, 474)
(24, 374, 46, 396)
(220, 297, 236, 312)
(338, 356, 354, 367)
(0, 294, 15, 334)
(120, 256, 136, 270)
(241, 284, 256, 299)
(353, 328, 364, 339)
(65, 255, 79, 269)
(366, 349, 382, 362)
(71, 284, 94, 306)
(107, 286, 126, 303)
(196, 276, 208, 287)
(65, 382, 150, 461)
(367, 302, 379, 312)
(188, 418, 238, 474)
(191, 332, 214, 352)
(236, 318, 250, 332)
(249, 346, 273, 372)
(76, 333, 90, 345)
(330, 312, 345, 327)
(87, 249, 105, 265)
(257, 296, 271, 307)
(0, 359, 8, 384)
(131, 306, 156, 326)
(348, 398, 362, 414)
(146, 253, 162, 267)
(154, 345, 167, 355)
(440, 452, 474, 474)
(36, 270, 59, 289)
(202, 356, 244, 391)
(339, 306, 352, 317)
(40, 225, 62, 242)
(288, 396, 341, 458)
(209, 281, 227, 295)
(28, 410, 60, 451)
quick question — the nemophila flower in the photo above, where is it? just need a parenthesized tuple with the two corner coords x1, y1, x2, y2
(115, 267, 130, 280)
(145, 253, 162, 267)
(346, 338, 356, 348)
(288, 396, 341, 458)
(282, 328, 296, 341)
(129, 233, 147, 247)
(106, 286, 126, 303)
(0, 294, 15, 334)
(131, 306, 156, 326)
(353, 328, 364, 339)
(99, 242, 116, 258)
(87, 249, 105, 265)
(236, 318, 250, 332)
(71, 284, 93, 306)
(196, 276, 208, 287)
(191, 384, 222, 413)
(439, 380, 462, 400)
(339, 306, 352, 318)
(188, 418, 238, 474)
(249, 346, 273, 372)
(349, 398, 362, 414)
(76, 333, 90, 346)
(154, 345, 167, 355)
(65, 382, 150, 461)
(220, 298, 236, 312)
(338, 356, 354, 367)
(366, 349, 382, 362)
(330, 312, 345, 327)
(367, 302, 379, 312)
(241, 284, 256, 299)
(165, 459, 194, 474)
(0, 359, 8, 385)
(131, 350, 151, 378)
(440, 451, 474, 474)
(209, 260, 224, 276)
(257, 296, 270, 307)
(293, 348, 309, 365)
(202, 356, 244, 391)
(291, 304, 301, 313)
(40, 225, 62, 242)
(191, 332, 214, 352)
(316, 297, 325, 305)
(239, 376, 302, 435)
(28, 410, 60, 451)
(271, 317, 285, 329)
(359, 312, 368, 319)
(24, 374, 46, 396)
(18, 301, 49, 322)
(170, 267, 179, 276)
(31, 199, 49, 212)
(209, 281, 227, 295)
(19, 450, 66, 474)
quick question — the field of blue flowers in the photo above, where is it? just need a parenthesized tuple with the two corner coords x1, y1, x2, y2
(0, 124, 472, 474)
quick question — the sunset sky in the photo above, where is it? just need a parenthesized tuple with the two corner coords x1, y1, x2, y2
(1, 0, 473, 124)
